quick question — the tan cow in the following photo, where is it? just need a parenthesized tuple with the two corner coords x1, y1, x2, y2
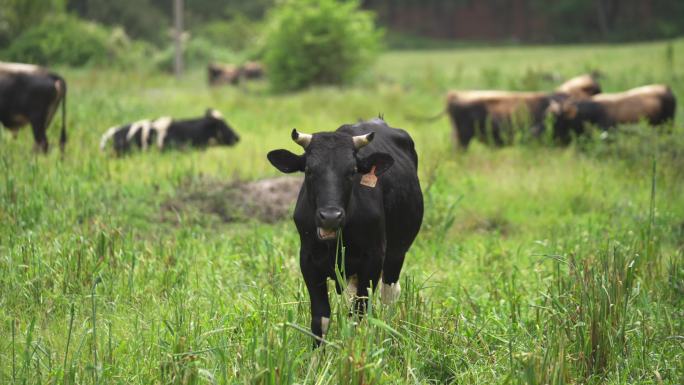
(207, 63, 241, 86)
(550, 84, 676, 143)
(446, 90, 563, 148)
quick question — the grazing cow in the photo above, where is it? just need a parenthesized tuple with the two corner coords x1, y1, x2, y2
(0, 62, 67, 152)
(208, 63, 241, 86)
(556, 74, 602, 100)
(100, 109, 239, 155)
(550, 84, 676, 143)
(207, 61, 265, 86)
(267, 117, 423, 346)
(241, 61, 265, 80)
(446, 90, 565, 148)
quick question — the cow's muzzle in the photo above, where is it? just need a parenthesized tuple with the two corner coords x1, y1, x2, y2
(316, 207, 345, 240)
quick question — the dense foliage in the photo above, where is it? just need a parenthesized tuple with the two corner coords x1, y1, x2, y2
(2, 15, 151, 67)
(194, 17, 263, 53)
(0, 0, 64, 47)
(67, 0, 274, 45)
(67, 0, 170, 46)
(263, 0, 382, 91)
(153, 37, 241, 73)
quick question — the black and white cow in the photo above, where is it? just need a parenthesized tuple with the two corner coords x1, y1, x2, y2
(267, 117, 423, 346)
(0, 62, 67, 152)
(100, 109, 239, 155)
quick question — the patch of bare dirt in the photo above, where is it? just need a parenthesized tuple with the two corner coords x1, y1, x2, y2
(162, 175, 302, 224)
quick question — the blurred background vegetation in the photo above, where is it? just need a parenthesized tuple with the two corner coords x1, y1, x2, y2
(1, 0, 684, 87)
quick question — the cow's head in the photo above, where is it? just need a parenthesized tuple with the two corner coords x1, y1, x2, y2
(267, 129, 394, 241)
(206, 108, 240, 145)
(547, 98, 584, 143)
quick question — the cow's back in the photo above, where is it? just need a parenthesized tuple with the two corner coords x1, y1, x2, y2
(337, 119, 423, 246)
(592, 85, 673, 123)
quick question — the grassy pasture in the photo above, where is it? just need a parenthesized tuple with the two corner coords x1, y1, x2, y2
(1, 39, 683, 384)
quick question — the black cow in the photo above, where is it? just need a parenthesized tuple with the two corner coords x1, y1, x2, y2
(267, 118, 423, 346)
(0, 62, 67, 152)
(550, 84, 676, 143)
(100, 109, 239, 155)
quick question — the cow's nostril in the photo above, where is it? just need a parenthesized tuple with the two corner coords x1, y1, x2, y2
(318, 208, 344, 222)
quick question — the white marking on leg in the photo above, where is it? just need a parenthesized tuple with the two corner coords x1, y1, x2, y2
(99, 126, 120, 151)
(345, 275, 358, 302)
(380, 280, 401, 305)
(140, 121, 154, 151)
(152, 117, 173, 150)
(125, 119, 150, 142)
(321, 316, 330, 337)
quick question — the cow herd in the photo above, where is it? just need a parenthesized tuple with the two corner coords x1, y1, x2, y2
(208, 61, 265, 86)
(1, 61, 677, 156)
(0, 60, 678, 346)
(446, 74, 676, 147)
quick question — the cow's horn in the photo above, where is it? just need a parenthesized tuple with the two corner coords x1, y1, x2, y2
(352, 132, 374, 149)
(291, 128, 312, 148)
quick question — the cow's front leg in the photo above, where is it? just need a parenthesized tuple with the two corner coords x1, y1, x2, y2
(354, 250, 383, 316)
(303, 273, 330, 347)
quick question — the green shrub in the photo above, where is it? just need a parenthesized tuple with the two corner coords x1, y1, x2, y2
(154, 37, 242, 72)
(263, 0, 382, 91)
(0, 0, 64, 48)
(3, 14, 151, 67)
(67, 0, 169, 46)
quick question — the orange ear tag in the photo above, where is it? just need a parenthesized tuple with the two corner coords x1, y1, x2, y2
(360, 166, 377, 188)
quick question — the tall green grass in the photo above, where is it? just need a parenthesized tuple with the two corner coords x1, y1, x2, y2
(1, 39, 683, 384)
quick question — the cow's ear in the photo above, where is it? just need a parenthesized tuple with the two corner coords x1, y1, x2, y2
(358, 152, 394, 176)
(267, 149, 305, 173)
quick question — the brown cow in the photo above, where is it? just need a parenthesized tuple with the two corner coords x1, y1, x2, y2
(208, 63, 241, 86)
(446, 90, 565, 148)
(241, 61, 265, 80)
(550, 84, 676, 143)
